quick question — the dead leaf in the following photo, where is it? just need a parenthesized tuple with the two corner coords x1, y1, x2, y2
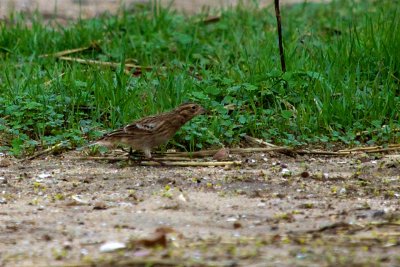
(233, 222, 242, 229)
(0, 158, 12, 167)
(300, 171, 310, 178)
(130, 227, 180, 248)
(213, 148, 230, 161)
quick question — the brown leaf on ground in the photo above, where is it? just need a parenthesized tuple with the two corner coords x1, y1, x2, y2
(131, 227, 180, 248)
(213, 148, 230, 161)
(0, 158, 12, 167)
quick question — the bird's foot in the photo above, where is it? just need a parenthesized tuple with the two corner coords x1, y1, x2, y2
(129, 157, 165, 166)
(124, 150, 143, 164)
(121, 147, 143, 162)
(121, 147, 135, 156)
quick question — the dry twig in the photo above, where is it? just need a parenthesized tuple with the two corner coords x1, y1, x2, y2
(338, 144, 400, 153)
(43, 72, 65, 87)
(21, 143, 65, 161)
(58, 56, 157, 75)
(140, 161, 241, 167)
(202, 15, 221, 24)
(71, 157, 241, 167)
(243, 135, 277, 147)
(39, 42, 100, 58)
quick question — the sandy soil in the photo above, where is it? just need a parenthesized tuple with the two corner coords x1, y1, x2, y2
(1, 150, 399, 266)
(1, 1, 397, 266)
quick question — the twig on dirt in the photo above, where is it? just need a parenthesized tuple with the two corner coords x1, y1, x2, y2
(305, 222, 365, 234)
(71, 156, 241, 167)
(338, 144, 400, 153)
(21, 142, 66, 161)
(163, 147, 349, 157)
(162, 147, 291, 157)
(71, 156, 126, 163)
(368, 221, 400, 227)
(303, 221, 400, 236)
(295, 150, 350, 156)
(71, 156, 193, 162)
(243, 135, 277, 147)
(355, 127, 400, 137)
(339, 146, 383, 152)
(226, 144, 400, 156)
(140, 161, 241, 167)
(152, 157, 193, 161)
(360, 147, 400, 153)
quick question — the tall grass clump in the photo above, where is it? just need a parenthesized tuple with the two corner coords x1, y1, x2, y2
(0, 0, 399, 156)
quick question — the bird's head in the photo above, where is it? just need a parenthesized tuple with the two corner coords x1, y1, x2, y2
(175, 103, 206, 119)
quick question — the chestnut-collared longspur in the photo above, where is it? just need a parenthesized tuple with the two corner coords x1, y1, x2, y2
(94, 103, 206, 159)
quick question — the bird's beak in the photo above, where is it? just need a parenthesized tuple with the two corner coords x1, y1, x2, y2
(199, 106, 209, 115)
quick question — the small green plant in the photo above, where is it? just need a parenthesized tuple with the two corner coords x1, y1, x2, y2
(161, 185, 173, 198)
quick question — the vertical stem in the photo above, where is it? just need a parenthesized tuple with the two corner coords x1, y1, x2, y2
(274, 0, 286, 72)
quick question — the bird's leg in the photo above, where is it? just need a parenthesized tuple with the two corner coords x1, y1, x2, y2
(128, 147, 134, 157)
(144, 149, 152, 160)
(144, 149, 165, 166)
(120, 147, 132, 154)
(120, 147, 142, 162)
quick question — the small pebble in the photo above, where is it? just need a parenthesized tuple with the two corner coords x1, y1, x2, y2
(93, 201, 108, 210)
(226, 217, 237, 222)
(372, 210, 386, 218)
(300, 171, 310, 178)
(338, 187, 347, 195)
(233, 222, 242, 229)
(99, 241, 125, 253)
(281, 168, 291, 176)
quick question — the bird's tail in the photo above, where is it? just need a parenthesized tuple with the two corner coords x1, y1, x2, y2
(76, 139, 114, 151)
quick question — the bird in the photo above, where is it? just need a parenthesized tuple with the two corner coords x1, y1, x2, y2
(92, 103, 206, 159)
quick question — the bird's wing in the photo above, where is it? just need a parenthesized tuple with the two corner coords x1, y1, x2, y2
(124, 116, 166, 132)
(104, 117, 166, 138)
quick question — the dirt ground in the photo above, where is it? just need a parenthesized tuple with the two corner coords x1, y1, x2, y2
(1, 0, 399, 266)
(1, 149, 399, 266)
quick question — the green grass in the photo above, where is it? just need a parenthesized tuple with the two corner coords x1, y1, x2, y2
(0, 0, 399, 156)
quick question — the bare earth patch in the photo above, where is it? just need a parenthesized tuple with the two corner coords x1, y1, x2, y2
(1, 151, 399, 266)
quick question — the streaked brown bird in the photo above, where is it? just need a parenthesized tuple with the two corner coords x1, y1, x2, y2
(94, 103, 206, 159)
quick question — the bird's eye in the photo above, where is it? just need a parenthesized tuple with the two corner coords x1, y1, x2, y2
(191, 106, 196, 110)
